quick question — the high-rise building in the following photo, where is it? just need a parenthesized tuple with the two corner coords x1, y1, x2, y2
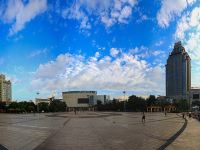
(166, 41, 191, 100)
(0, 74, 12, 104)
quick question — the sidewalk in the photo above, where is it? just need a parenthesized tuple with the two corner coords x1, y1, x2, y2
(167, 117, 200, 150)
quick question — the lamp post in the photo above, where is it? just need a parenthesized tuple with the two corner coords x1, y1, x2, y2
(123, 91, 126, 112)
(189, 94, 192, 112)
(36, 92, 40, 113)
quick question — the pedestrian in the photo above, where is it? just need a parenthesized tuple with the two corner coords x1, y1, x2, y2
(165, 111, 167, 116)
(74, 107, 77, 115)
(189, 112, 192, 118)
(142, 112, 145, 123)
(182, 112, 185, 119)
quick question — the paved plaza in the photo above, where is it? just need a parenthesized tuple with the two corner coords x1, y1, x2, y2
(0, 112, 199, 150)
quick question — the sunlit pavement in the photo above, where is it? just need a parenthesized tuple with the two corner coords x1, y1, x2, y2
(0, 112, 197, 150)
(166, 116, 200, 150)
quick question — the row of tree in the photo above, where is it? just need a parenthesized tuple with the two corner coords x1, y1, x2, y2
(0, 100, 67, 113)
(1, 95, 198, 113)
(96, 95, 192, 112)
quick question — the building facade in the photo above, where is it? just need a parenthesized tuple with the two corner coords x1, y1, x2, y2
(190, 88, 200, 101)
(62, 91, 97, 110)
(89, 95, 110, 105)
(35, 98, 51, 105)
(189, 88, 200, 110)
(0, 74, 12, 104)
(166, 41, 191, 100)
(35, 97, 63, 105)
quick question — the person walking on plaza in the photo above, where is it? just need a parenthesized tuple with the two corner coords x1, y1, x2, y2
(165, 111, 167, 116)
(189, 112, 192, 118)
(142, 112, 145, 123)
(182, 112, 185, 119)
(74, 107, 77, 115)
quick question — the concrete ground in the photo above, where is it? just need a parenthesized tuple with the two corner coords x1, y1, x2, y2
(0, 112, 198, 150)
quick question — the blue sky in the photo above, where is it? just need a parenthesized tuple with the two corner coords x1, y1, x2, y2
(0, 0, 200, 100)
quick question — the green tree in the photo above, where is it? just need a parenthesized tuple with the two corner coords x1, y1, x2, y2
(0, 102, 6, 110)
(192, 100, 200, 107)
(96, 100, 103, 111)
(175, 99, 188, 112)
(146, 95, 157, 106)
(9, 101, 36, 113)
(38, 102, 49, 112)
(127, 95, 146, 112)
(49, 101, 66, 112)
(159, 99, 170, 107)
(8, 102, 19, 109)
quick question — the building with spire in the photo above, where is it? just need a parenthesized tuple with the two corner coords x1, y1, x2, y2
(166, 41, 191, 100)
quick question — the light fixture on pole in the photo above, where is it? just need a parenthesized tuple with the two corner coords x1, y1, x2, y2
(123, 91, 126, 112)
(36, 92, 40, 113)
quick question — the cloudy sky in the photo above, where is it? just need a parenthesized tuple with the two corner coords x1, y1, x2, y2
(0, 0, 199, 100)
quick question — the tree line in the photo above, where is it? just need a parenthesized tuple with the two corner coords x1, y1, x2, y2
(0, 95, 197, 113)
(0, 100, 66, 113)
(96, 95, 192, 112)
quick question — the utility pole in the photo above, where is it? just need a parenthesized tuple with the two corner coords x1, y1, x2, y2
(36, 92, 40, 113)
(123, 91, 126, 112)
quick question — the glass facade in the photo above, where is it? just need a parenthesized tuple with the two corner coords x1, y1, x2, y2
(166, 42, 191, 100)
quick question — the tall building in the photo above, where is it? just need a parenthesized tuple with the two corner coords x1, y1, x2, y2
(0, 74, 12, 104)
(166, 41, 191, 100)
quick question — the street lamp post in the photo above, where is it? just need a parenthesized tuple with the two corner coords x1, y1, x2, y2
(123, 91, 126, 112)
(189, 94, 192, 112)
(36, 92, 40, 113)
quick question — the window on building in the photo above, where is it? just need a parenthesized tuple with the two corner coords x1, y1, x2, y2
(193, 94, 199, 99)
(78, 98, 89, 104)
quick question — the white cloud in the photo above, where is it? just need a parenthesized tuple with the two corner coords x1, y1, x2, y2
(175, 6, 200, 87)
(157, 0, 196, 28)
(155, 40, 164, 46)
(118, 5, 132, 23)
(28, 48, 48, 58)
(95, 52, 100, 58)
(62, 0, 137, 29)
(31, 48, 165, 96)
(152, 50, 164, 56)
(110, 48, 120, 57)
(129, 46, 166, 59)
(1, 0, 47, 35)
(4, 74, 21, 84)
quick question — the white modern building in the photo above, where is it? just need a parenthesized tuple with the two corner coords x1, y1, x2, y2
(62, 91, 110, 110)
(62, 91, 97, 110)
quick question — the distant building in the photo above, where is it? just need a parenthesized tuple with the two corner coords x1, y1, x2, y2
(147, 96, 177, 112)
(35, 98, 50, 105)
(35, 97, 62, 105)
(62, 91, 97, 110)
(90, 95, 110, 105)
(0, 74, 12, 104)
(146, 105, 176, 112)
(157, 96, 173, 104)
(166, 41, 191, 100)
(190, 88, 200, 101)
(62, 91, 110, 110)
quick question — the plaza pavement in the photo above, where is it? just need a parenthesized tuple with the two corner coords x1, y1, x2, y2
(0, 112, 199, 150)
(167, 116, 200, 150)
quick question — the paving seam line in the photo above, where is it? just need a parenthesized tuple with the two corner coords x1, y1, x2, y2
(0, 144, 8, 150)
(33, 118, 71, 150)
(156, 115, 187, 150)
